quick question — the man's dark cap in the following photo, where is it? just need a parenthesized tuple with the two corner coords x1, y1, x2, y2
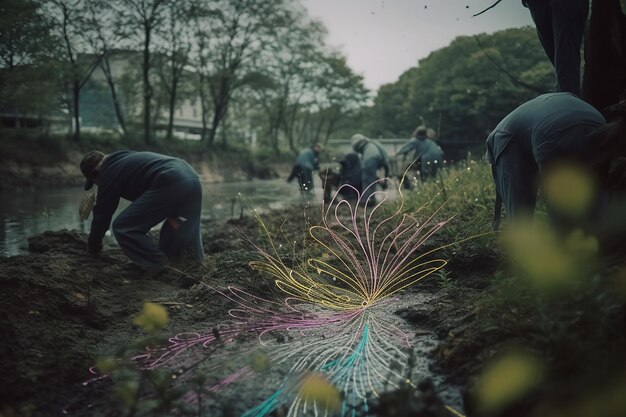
(80, 150, 105, 190)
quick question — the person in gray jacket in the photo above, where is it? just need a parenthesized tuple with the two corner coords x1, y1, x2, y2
(80, 150, 204, 275)
(397, 126, 445, 186)
(486, 92, 606, 230)
(351, 133, 391, 205)
(287, 144, 322, 192)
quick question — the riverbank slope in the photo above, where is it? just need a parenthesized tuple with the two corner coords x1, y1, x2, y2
(0, 132, 293, 190)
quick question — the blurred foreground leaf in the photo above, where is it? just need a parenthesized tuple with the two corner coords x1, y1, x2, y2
(298, 373, 341, 412)
(133, 302, 168, 333)
(473, 351, 544, 415)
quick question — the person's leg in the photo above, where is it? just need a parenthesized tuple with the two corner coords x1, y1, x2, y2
(526, 0, 556, 67)
(495, 148, 539, 223)
(302, 168, 314, 191)
(112, 187, 176, 272)
(294, 167, 306, 191)
(360, 162, 379, 205)
(538, 124, 607, 231)
(550, 0, 588, 96)
(159, 177, 204, 263)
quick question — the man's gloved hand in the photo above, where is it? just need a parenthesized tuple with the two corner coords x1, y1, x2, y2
(87, 236, 102, 255)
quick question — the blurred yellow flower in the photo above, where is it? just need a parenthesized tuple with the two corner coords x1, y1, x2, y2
(132, 302, 168, 333)
(563, 229, 599, 258)
(504, 222, 577, 290)
(94, 356, 120, 374)
(250, 351, 272, 373)
(114, 380, 139, 406)
(503, 223, 598, 292)
(474, 351, 544, 414)
(542, 163, 595, 220)
(298, 373, 341, 412)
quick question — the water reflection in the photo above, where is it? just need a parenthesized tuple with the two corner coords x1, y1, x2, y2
(0, 179, 322, 256)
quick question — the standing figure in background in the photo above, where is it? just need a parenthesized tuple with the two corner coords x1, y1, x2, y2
(80, 150, 204, 276)
(351, 134, 391, 205)
(396, 126, 444, 187)
(523, 0, 588, 96)
(338, 152, 362, 201)
(287, 143, 322, 192)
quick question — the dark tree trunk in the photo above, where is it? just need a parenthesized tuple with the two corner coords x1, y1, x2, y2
(72, 79, 80, 142)
(143, 26, 153, 145)
(101, 58, 127, 136)
(207, 78, 230, 147)
(199, 74, 209, 142)
(166, 82, 177, 140)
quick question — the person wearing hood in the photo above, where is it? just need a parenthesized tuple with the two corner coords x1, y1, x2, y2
(396, 125, 444, 186)
(351, 133, 391, 204)
(79, 150, 204, 276)
(287, 143, 322, 192)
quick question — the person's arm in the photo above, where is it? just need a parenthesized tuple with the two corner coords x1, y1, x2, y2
(88, 184, 120, 254)
(396, 141, 413, 161)
(382, 156, 391, 178)
(312, 153, 320, 171)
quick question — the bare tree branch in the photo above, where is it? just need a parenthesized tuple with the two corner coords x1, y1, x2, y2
(473, 35, 544, 94)
(472, 0, 504, 17)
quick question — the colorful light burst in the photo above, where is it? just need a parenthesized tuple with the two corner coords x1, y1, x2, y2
(104, 181, 453, 416)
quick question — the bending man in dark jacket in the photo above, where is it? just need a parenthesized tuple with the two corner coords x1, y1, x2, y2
(80, 150, 204, 273)
(486, 92, 606, 228)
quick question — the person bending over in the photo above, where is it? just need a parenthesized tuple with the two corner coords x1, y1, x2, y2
(80, 150, 204, 275)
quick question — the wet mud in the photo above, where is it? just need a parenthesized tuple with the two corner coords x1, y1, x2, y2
(0, 207, 488, 417)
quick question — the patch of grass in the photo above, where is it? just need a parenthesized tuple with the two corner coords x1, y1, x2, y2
(395, 158, 498, 264)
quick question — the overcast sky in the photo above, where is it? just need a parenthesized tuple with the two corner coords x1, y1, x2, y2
(300, 0, 534, 91)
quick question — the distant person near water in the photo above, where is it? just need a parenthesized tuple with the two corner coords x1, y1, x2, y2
(396, 125, 444, 188)
(338, 152, 362, 201)
(80, 150, 204, 276)
(287, 144, 322, 192)
(351, 133, 391, 205)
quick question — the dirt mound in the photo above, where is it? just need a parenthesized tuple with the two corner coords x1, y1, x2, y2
(0, 230, 217, 416)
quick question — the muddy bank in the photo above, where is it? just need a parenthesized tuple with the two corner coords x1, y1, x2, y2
(0, 205, 477, 417)
(0, 214, 268, 416)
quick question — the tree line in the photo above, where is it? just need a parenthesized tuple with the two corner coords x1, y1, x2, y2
(3, 0, 623, 155)
(0, 0, 368, 153)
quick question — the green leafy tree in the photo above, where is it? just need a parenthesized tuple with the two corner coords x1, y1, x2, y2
(250, 10, 325, 153)
(82, 0, 129, 136)
(47, 0, 105, 142)
(0, 0, 58, 128)
(308, 52, 369, 148)
(368, 27, 552, 140)
(191, 0, 293, 147)
(154, 0, 193, 141)
(114, 0, 170, 145)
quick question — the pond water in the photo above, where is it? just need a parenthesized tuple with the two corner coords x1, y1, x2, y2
(0, 179, 323, 257)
